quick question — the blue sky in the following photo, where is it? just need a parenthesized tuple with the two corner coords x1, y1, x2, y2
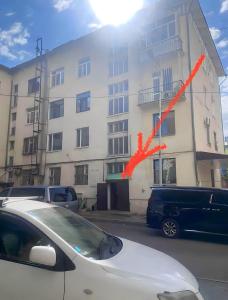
(0, 0, 228, 133)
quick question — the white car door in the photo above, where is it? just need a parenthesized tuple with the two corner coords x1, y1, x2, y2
(0, 212, 64, 300)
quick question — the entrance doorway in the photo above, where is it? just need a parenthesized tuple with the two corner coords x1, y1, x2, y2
(110, 180, 130, 211)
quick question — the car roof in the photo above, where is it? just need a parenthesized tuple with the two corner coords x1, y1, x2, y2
(0, 199, 55, 213)
(9, 185, 71, 189)
(151, 186, 226, 192)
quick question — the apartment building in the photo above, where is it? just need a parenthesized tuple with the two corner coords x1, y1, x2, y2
(0, 0, 226, 213)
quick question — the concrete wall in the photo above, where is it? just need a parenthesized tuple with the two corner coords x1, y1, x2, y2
(0, 68, 11, 177)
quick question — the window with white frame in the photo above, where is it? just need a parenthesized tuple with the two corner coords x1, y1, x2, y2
(109, 60, 128, 77)
(11, 127, 16, 136)
(12, 84, 18, 107)
(75, 165, 88, 185)
(76, 91, 90, 113)
(109, 46, 128, 77)
(9, 141, 15, 150)
(11, 112, 17, 122)
(76, 127, 89, 148)
(51, 68, 64, 87)
(153, 158, 176, 185)
(107, 162, 126, 174)
(49, 99, 64, 119)
(109, 96, 129, 115)
(108, 80, 128, 96)
(108, 136, 128, 156)
(9, 156, 14, 166)
(48, 132, 63, 151)
(144, 15, 176, 46)
(27, 107, 39, 124)
(28, 77, 40, 94)
(78, 57, 91, 77)
(23, 136, 38, 155)
(49, 167, 61, 185)
(108, 120, 128, 134)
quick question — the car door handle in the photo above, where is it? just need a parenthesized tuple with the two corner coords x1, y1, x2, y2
(211, 208, 221, 212)
(202, 208, 210, 211)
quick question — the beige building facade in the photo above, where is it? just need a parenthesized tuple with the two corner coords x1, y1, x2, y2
(0, 0, 226, 214)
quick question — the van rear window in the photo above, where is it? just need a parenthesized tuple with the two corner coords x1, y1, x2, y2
(10, 188, 45, 198)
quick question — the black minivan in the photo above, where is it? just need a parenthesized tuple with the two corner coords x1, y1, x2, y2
(147, 186, 228, 238)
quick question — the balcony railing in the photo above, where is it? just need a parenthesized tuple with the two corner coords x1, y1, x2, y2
(138, 81, 185, 106)
(141, 36, 183, 58)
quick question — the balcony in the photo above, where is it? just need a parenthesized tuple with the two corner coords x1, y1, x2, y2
(138, 81, 185, 106)
(140, 36, 183, 60)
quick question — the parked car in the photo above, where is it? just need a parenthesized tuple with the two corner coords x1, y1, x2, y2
(147, 186, 228, 238)
(0, 185, 78, 210)
(0, 198, 203, 300)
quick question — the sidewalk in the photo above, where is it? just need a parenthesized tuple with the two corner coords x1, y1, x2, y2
(78, 210, 146, 226)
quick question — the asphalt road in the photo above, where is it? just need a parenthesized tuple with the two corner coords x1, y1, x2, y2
(93, 220, 228, 300)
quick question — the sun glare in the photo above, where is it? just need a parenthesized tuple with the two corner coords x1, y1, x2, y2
(89, 0, 144, 26)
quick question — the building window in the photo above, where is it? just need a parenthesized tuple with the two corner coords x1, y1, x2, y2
(12, 84, 18, 107)
(49, 167, 61, 185)
(11, 127, 16, 136)
(144, 15, 176, 46)
(154, 158, 176, 185)
(11, 112, 17, 122)
(27, 107, 39, 124)
(214, 132, 218, 151)
(48, 132, 63, 151)
(21, 170, 34, 185)
(9, 156, 14, 166)
(107, 162, 126, 174)
(23, 136, 38, 155)
(49, 99, 64, 119)
(109, 96, 129, 115)
(109, 59, 128, 77)
(75, 165, 88, 185)
(153, 111, 175, 136)
(76, 127, 89, 148)
(109, 46, 128, 77)
(76, 91, 90, 113)
(51, 68, 64, 87)
(163, 68, 173, 93)
(28, 77, 40, 94)
(204, 118, 211, 146)
(108, 80, 128, 96)
(9, 141, 15, 150)
(108, 136, 128, 156)
(108, 120, 128, 134)
(79, 57, 91, 77)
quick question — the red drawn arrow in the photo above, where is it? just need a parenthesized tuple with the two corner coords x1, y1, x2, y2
(121, 54, 206, 179)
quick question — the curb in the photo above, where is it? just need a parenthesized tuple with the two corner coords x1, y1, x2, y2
(80, 215, 146, 226)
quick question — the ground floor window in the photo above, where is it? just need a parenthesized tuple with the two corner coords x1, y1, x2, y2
(75, 165, 88, 185)
(107, 162, 126, 174)
(153, 158, 176, 185)
(21, 170, 34, 185)
(49, 167, 61, 185)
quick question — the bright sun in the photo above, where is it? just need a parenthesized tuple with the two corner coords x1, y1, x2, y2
(89, 0, 144, 26)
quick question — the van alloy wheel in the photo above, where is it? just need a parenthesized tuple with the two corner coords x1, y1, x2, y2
(162, 219, 180, 238)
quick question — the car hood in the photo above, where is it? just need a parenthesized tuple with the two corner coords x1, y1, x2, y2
(98, 238, 199, 293)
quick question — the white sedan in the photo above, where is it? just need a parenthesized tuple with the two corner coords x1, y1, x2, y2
(0, 199, 204, 300)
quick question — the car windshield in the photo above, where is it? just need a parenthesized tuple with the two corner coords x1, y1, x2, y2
(28, 207, 122, 260)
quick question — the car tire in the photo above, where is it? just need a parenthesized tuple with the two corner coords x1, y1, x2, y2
(161, 219, 180, 239)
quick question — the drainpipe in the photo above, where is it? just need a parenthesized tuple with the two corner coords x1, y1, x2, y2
(5, 79, 13, 174)
(186, 1, 199, 186)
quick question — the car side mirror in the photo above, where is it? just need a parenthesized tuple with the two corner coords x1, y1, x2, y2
(29, 246, 56, 267)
